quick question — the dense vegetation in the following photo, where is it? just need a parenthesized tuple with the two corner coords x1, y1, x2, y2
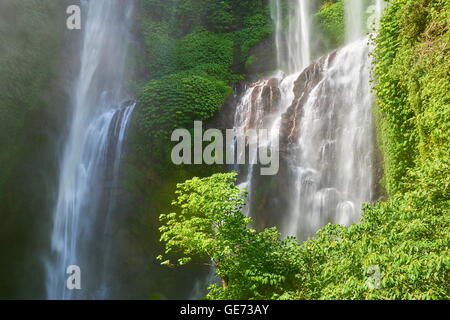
(157, 0, 449, 300)
(134, 0, 273, 157)
(0, 0, 446, 301)
(158, 173, 303, 299)
(314, 0, 346, 50)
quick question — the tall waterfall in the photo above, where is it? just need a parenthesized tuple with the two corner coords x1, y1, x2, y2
(281, 39, 375, 238)
(47, 1, 135, 299)
(271, 0, 311, 74)
(232, 0, 383, 239)
(375, 0, 387, 30)
(345, 0, 365, 43)
(233, 0, 312, 210)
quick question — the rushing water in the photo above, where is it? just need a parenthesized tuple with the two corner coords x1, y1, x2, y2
(47, 1, 134, 299)
(282, 38, 375, 238)
(232, 0, 312, 216)
(345, 0, 365, 43)
(232, 0, 384, 239)
(270, 0, 311, 74)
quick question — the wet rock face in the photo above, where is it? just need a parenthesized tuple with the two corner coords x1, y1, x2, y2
(261, 78, 281, 115)
(242, 77, 282, 131)
(280, 51, 337, 149)
(256, 77, 281, 126)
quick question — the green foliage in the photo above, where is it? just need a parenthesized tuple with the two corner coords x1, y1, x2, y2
(136, 73, 231, 150)
(138, 0, 272, 79)
(158, 173, 305, 300)
(314, 0, 345, 49)
(298, 197, 449, 299)
(372, 0, 450, 196)
(179, 63, 244, 83)
(176, 28, 234, 72)
(140, 0, 205, 37)
(159, 171, 449, 300)
(140, 20, 178, 78)
(204, 0, 236, 32)
(134, 0, 273, 161)
(234, 11, 274, 64)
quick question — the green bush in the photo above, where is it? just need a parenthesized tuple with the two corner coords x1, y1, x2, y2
(158, 173, 305, 300)
(204, 0, 236, 32)
(314, 0, 345, 49)
(235, 11, 273, 64)
(372, 0, 450, 196)
(140, 0, 206, 36)
(137, 73, 231, 146)
(176, 28, 234, 73)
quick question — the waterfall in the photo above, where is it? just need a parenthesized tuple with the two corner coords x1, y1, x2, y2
(230, 0, 382, 239)
(47, 1, 135, 299)
(270, 0, 311, 74)
(282, 39, 375, 238)
(232, 1, 312, 216)
(345, 0, 365, 43)
(375, 0, 387, 30)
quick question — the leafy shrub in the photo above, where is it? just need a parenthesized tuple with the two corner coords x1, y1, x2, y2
(141, 28, 179, 78)
(176, 28, 234, 73)
(204, 0, 236, 32)
(372, 0, 450, 196)
(235, 11, 274, 64)
(137, 73, 231, 146)
(140, 0, 206, 36)
(158, 173, 305, 300)
(314, 0, 345, 49)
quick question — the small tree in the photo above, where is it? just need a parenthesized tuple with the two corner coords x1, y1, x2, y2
(158, 172, 303, 299)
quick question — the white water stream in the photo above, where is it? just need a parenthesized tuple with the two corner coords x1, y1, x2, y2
(47, 1, 135, 299)
(232, 0, 385, 239)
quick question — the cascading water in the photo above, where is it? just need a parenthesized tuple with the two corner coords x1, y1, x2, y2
(271, 0, 311, 74)
(232, 0, 384, 239)
(281, 39, 375, 238)
(47, 1, 135, 299)
(232, 1, 312, 217)
(345, 0, 365, 43)
(375, 0, 387, 30)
